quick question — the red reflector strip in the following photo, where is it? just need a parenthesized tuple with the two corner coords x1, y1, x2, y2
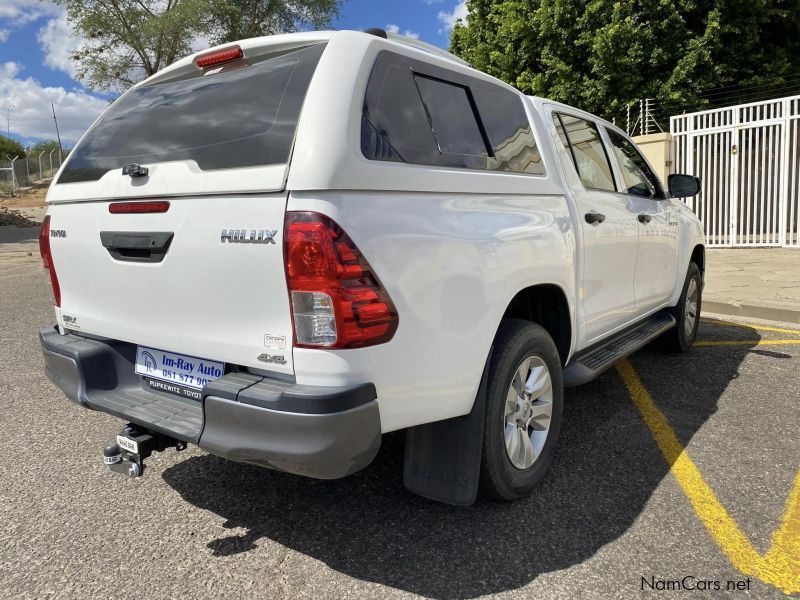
(38, 215, 61, 306)
(109, 201, 170, 214)
(38, 215, 51, 270)
(355, 301, 391, 325)
(195, 46, 244, 69)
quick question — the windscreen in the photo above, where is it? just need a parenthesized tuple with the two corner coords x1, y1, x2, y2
(57, 43, 326, 184)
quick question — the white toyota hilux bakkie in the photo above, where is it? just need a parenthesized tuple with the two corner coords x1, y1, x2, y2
(39, 28, 704, 506)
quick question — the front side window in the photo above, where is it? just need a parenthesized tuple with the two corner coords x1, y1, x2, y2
(553, 113, 616, 192)
(362, 51, 545, 175)
(606, 129, 664, 198)
(58, 44, 326, 184)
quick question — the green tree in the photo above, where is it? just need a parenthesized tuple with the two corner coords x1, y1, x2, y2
(0, 135, 25, 159)
(449, 0, 800, 122)
(208, 0, 340, 45)
(29, 140, 68, 157)
(58, 0, 340, 92)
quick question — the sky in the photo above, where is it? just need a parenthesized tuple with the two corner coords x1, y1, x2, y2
(0, 0, 468, 147)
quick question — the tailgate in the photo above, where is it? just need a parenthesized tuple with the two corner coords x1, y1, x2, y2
(40, 40, 332, 377)
(47, 195, 294, 375)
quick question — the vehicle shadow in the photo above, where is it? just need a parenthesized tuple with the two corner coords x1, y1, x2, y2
(162, 320, 760, 599)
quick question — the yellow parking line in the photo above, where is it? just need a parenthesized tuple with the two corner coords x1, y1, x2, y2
(702, 318, 800, 336)
(616, 358, 800, 594)
(764, 470, 800, 591)
(695, 339, 800, 347)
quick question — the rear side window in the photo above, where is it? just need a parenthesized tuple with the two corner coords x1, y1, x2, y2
(58, 44, 326, 184)
(414, 75, 488, 157)
(362, 51, 544, 175)
(553, 113, 616, 192)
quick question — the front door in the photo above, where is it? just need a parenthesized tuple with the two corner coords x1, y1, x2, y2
(604, 128, 679, 316)
(552, 112, 639, 341)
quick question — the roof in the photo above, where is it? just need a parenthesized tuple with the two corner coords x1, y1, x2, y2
(148, 30, 468, 86)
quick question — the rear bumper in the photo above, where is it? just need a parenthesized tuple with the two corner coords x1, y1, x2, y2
(39, 327, 381, 479)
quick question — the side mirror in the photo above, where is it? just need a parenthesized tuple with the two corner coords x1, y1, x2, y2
(668, 174, 701, 198)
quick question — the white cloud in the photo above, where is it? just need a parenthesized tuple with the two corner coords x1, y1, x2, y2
(191, 33, 213, 53)
(1, 59, 18, 77)
(0, 1, 83, 78)
(36, 7, 81, 78)
(0, 61, 108, 144)
(0, 0, 60, 25)
(385, 24, 420, 40)
(438, 1, 468, 31)
(0, 1, 84, 80)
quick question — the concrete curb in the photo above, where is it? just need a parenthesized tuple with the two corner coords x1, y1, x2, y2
(703, 298, 800, 325)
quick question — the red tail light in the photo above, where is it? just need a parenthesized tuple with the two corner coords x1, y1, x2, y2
(109, 201, 170, 214)
(195, 46, 243, 69)
(285, 212, 398, 349)
(38, 215, 61, 307)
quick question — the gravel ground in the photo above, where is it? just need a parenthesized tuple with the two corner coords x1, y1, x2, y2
(1, 257, 798, 599)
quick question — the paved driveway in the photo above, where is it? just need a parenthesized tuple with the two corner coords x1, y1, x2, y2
(1, 256, 798, 599)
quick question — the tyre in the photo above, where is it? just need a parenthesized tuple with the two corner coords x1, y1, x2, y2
(479, 319, 564, 501)
(660, 261, 702, 352)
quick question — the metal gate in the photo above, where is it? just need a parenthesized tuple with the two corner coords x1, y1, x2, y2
(671, 96, 800, 247)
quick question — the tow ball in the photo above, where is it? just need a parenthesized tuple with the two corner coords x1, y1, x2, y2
(103, 423, 186, 478)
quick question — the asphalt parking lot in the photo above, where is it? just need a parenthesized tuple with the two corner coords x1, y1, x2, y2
(1, 248, 799, 599)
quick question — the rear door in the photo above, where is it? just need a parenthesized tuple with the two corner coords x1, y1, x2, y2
(46, 42, 329, 375)
(551, 112, 639, 341)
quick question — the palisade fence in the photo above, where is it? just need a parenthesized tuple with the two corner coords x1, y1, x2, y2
(0, 151, 63, 194)
(671, 95, 800, 248)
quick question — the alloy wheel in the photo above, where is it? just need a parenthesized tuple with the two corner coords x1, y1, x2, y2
(503, 356, 553, 470)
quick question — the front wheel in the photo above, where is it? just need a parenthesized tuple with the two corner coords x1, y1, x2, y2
(479, 319, 564, 501)
(660, 261, 702, 352)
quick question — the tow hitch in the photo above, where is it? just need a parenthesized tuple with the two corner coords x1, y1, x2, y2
(103, 423, 187, 477)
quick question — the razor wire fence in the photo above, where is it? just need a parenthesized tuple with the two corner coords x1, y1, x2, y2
(0, 150, 63, 194)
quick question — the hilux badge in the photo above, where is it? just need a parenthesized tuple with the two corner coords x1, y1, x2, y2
(221, 229, 277, 244)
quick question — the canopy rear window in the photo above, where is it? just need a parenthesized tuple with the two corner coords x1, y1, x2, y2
(58, 43, 326, 184)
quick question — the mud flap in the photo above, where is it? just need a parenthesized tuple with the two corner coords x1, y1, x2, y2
(402, 348, 492, 506)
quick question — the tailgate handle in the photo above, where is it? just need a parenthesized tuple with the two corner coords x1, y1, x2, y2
(100, 232, 174, 263)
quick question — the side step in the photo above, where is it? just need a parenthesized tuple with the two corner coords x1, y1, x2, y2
(563, 311, 676, 386)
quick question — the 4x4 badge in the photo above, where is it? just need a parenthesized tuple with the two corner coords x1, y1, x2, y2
(257, 353, 287, 365)
(221, 229, 278, 244)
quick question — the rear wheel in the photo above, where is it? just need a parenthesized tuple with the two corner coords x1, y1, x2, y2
(661, 261, 702, 352)
(479, 319, 563, 501)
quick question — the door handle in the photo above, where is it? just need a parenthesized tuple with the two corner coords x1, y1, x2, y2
(585, 211, 606, 225)
(100, 231, 174, 263)
(638, 214, 653, 224)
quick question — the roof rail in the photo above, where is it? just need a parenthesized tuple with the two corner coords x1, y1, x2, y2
(362, 28, 470, 68)
(363, 27, 388, 39)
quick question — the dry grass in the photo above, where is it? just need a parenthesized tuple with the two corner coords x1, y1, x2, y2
(2, 186, 48, 208)
(0, 183, 48, 226)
